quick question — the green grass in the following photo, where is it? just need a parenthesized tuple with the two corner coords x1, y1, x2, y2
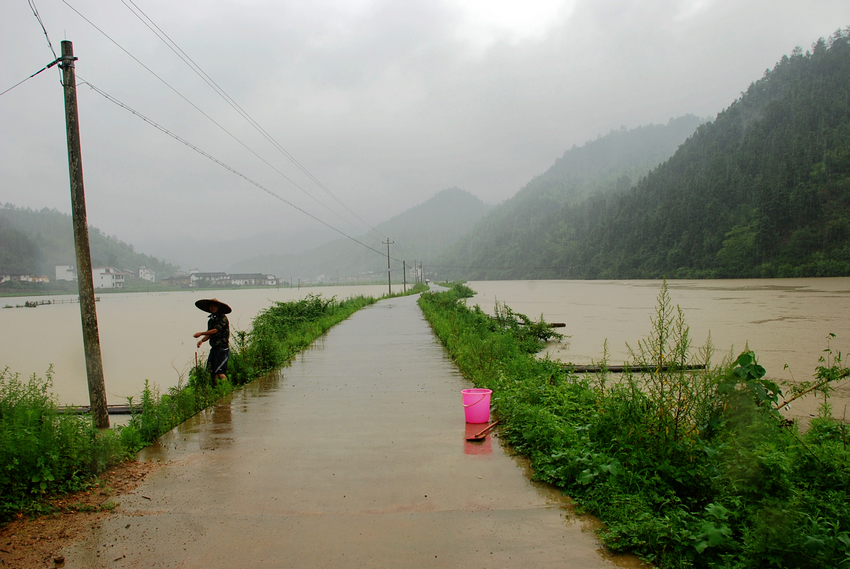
(419, 282, 850, 569)
(0, 366, 128, 519)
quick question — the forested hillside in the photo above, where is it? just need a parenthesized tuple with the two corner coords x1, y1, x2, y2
(436, 115, 704, 279)
(229, 187, 490, 281)
(439, 30, 850, 280)
(0, 205, 180, 278)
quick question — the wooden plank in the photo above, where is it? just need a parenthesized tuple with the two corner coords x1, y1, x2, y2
(58, 404, 140, 415)
(562, 363, 707, 373)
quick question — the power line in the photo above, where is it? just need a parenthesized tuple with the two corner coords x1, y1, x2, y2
(28, 0, 57, 59)
(2, 0, 63, 97)
(120, 0, 387, 243)
(59, 0, 377, 244)
(27, 2, 404, 269)
(0, 59, 59, 97)
(79, 79, 388, 260)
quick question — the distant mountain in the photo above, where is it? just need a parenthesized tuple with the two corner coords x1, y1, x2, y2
(0, 205, 180, 278)
(439, 30, 850, 280)
(436, 115, 705, 279)
(229, 187, 490, 281)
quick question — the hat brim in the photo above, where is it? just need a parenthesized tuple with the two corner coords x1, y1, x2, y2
(195, 298, 231, 314)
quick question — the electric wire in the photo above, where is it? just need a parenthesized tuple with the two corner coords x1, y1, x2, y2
(79, 78, 388, 260)
(28, 0, 57, 59)
(119, 0, 388, 243)
(1, 0, 63, 96)
(0, 61, 58, 98)
(60, 0, 373, 243)
(28, 3, 410, 270)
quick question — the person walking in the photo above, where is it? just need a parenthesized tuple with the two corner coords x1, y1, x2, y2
(193, 298, 231, 385)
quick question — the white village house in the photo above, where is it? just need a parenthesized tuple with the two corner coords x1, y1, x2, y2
(92, 267, 125, 289)
(55, 265, 126, 289)
(138, 266, 156, 282)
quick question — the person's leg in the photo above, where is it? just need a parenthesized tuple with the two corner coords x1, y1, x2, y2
(210, 347, 229, 384)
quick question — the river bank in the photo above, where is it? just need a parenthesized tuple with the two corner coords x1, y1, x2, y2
(420, 283, 850, 569)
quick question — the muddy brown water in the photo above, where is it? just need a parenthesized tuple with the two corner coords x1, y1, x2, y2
(467, 278, 850, 425)
(2, 278, 848, 424)
(56, 293, 648, 568)
(0, 285, 389, 406)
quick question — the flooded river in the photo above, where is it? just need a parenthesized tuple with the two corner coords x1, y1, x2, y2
(2, 278, 849, 424)
(0, 285, 389, 406)
(468, 278, 850, 424)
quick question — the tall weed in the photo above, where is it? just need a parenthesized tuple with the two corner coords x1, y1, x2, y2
(0, 367, 127, 519)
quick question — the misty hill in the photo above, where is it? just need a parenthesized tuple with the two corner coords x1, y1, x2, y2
(0, 205, 180, 278)
(229, 187, 490, 281)
(439, 31, 850, 280)
(436, 115, 705, 279)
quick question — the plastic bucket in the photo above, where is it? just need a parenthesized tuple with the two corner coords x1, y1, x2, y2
(461, 388, 492, 423)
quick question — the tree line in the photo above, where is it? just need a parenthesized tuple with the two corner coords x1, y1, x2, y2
(437, 30, 850, 280)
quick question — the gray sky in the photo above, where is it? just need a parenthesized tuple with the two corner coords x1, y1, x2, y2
(2, 0, 847, 267)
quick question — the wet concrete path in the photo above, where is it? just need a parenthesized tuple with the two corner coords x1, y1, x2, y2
(61, 294, 644, 568)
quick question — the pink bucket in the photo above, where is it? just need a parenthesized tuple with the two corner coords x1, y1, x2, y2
(461, 388, 492, 423)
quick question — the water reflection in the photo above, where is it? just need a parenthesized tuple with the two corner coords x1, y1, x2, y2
(198, 400, 233, 450)
(463, 422, 493, 455)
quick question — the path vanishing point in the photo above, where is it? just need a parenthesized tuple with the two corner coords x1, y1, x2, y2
(60, 293, 646, 568)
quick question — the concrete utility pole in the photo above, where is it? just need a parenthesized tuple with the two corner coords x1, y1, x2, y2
(60, 40, 109, 429)
(403, 261, 407, 293)
(383, 238, 394, 296)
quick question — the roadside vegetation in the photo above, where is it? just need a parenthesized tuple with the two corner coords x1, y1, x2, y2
(419, 282, 850, 569)
(0, 285, 426, 522)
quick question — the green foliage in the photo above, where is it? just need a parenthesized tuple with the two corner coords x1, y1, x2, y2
(420, 282, 850, 568)
(0, 367, 129, 521)
(439, 31, 850, 280)
(0, 204, 180, 278)
(437, 115, 705, 279)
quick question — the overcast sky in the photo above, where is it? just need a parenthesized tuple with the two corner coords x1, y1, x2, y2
(1, 0, 847, 267)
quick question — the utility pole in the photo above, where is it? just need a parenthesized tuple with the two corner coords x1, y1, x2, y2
(403, 261, 407, 293)
(383, 238, 393, 296)
(60, 40, 109, 429)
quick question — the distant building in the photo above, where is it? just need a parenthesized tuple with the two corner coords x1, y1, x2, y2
(2, 270, 50, 284)
(56, 265, 78, 281)
(190, 272, 230, 288)
(161, 274, 191, 288)
(138, 266, 156, 282)
(230, 273, 279, 286)
(92, 267, 125, 289)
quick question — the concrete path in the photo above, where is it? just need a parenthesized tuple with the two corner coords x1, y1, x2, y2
(61, 294, 645, 568)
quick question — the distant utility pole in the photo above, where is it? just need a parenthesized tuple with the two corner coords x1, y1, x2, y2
(403, 261, 407, 293)
(60, 40, 109, 429)
(383, 238, 394, 296)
